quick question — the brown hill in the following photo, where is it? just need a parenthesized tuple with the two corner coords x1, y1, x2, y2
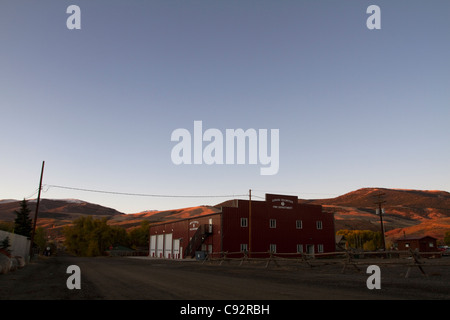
(107, 206, 221, 229)
(0, 199, 125, 241)
(302, 188, 450, 210)
(2, 188, 450, 243)
(0, 198, 124, 220)
(0, 199, 220, 241)
(299, 188, 450, 242)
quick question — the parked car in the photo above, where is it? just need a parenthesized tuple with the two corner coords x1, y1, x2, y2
(438, 246, 450, 256)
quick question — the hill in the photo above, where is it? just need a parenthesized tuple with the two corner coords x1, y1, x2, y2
(299, 188, 450, 242)
(1, 187, 449, 243)
(0, 199, 126, 241)
(107, 206, 221, 229)
(0, 198, 124, 220)
(0, 199, 219, 241)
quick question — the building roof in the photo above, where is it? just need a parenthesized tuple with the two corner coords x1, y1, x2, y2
(396, 235, 437, 241)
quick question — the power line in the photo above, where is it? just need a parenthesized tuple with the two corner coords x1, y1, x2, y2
(24, 188, 40, 200)
(45, 184, 248, 199)
(251, 188, 339, 197)
(251, 194, 265, 200)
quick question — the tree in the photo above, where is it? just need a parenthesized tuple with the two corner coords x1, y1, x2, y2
(336, 229, 383, 251)
(0, 221, 14, 232)
(14, 199, 32, 237)
(0, 236, 11, 253)
(128, 220, 150, 249)
(63, 216, 130, 257)
(444, 231, 450, 246)
(34, 227, 48, 252)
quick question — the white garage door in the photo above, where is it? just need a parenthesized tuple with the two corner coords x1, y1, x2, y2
(164, 233, 173, 259)
(173, 239, 181, 259)
(156, 234, 164, 258)
(149, 235, 156, 257)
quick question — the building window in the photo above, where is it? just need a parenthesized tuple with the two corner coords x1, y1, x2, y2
(269, 219, 276, 228)
(405, 243, 410, 248)
(317, 244, 324, 253)
(296, 220, 302, 229)
(296, 244, 303, 253)
(240, 244, 248, 252)
(316, 221, 323, 230)
(269, 244, 277, 253)
(429, 242, 434, 248)
(240, 218, 248, 227)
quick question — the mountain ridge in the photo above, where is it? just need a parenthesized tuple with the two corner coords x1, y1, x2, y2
(299, 187, 450, 241)
(1, 187, 449, 242)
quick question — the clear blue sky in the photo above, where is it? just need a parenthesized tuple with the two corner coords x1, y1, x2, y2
(1, 0, 449, 213)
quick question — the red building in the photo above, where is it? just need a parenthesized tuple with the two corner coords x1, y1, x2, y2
(148, 194, 335, 259)
(395, 236, 438, 252)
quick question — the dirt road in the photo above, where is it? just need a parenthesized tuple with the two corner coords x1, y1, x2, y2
(1, 254, 449, 301)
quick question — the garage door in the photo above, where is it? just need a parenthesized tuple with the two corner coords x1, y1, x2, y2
(149, 235, 156, 257)
(164, 233, 173, 259)
(173, 239, 181, 259)
(156, 234, 164, 258)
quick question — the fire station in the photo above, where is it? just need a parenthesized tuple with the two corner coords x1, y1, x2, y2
(148, 193, 335, 259)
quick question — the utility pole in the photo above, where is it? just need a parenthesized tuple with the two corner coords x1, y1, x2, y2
(248, 189, 252, 258)
(29, 161, 45, 259)
(374, 192, 386, 251)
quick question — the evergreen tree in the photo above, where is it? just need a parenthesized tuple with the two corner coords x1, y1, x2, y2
(0, 236, 11, 252)
(14, 199, 33, 237)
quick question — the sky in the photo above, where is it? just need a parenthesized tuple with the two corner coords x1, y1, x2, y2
(1, 0, 449, 213)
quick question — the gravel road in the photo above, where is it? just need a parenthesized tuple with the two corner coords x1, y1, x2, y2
(1, 254, 449, 300)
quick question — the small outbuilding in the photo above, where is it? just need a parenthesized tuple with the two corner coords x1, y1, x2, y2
(335, 234, 348, 251)
(395, 236, 437, 252)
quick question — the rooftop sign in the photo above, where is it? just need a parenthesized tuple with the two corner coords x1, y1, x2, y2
(265, 194, 298, 210)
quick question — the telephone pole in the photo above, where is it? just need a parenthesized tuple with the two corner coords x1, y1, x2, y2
(374, 192, 386, 251)
(248, 189, 252, 258)
(29, 161, 45, 259)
